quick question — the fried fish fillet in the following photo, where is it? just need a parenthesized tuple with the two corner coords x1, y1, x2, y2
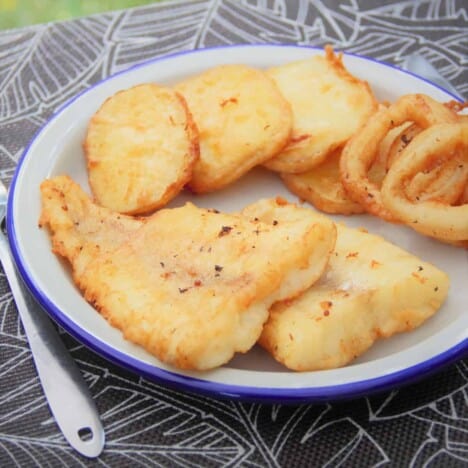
(258, 221, 449, 371)
(40, 179, 336, 370)
(240, 198, 337, 301)
(281, 147, 365, 215)
(39, 175, 143, 280)
(84, 83, 199, 214)
(174, 64, 292, 193)
(264, 46, 378, 174)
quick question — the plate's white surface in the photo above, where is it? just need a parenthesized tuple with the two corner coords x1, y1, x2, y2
(8, 45, 468, 401)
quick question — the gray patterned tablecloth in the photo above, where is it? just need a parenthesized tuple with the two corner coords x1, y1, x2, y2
(0, 0, 467, 466)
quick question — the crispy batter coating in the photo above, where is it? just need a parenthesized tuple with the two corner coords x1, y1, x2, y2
(39, 178, 335, 370)
(39, 175, 143, 280)
(381, 121, 468, 242)
(240, 198, 337, 301)
(281, 147, 365, 215)
(84, 83, 199, 214)
(174, 64, 292, 192)
(258, 222, 449, 371)
(264, 46, 378, 174)
(340, 94, 459, 221)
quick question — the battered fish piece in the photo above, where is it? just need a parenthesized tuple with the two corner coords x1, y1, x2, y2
(258, 222, 449, 371)
(240, 198, 337, 301)
(174, 64, 292, 193)
(39, 180, 336, 370)
(281, 147, 365, 215)
(264, 46, 378, 174)
(39, 175, 143, 280)
(84, 83, 199, 214)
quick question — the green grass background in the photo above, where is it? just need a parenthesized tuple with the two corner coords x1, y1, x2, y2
(0, 0, 160, 29)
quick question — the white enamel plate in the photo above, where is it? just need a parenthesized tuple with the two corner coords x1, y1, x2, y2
(8, 45, 468, 403)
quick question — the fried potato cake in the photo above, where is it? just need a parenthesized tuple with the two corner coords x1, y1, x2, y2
(39, 175, 143, 280)
(174, 65, 292, 193)
(281, 147, 365, 215)
(39, 180, 336, 370)
(84, 83, 199, 215)
(258, 222, 449, 371)
(264, 46, 378, 174)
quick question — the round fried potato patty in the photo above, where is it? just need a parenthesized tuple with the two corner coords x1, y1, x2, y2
(281, 147, 365, 215)
(174, 64, 292, 193)
(84, 83, 199, 214)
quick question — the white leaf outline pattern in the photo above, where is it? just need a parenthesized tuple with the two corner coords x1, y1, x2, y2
(0, 0, 467, 466)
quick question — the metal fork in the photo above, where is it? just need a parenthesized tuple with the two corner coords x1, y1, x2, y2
(0, 180, 105, 458)
(403, 53, 463, 99)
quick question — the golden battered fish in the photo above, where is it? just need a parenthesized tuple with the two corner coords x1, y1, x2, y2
(174, 64, 292, 193)
(264, 46, 378, 174)
(258, 221, 449, 371)
(240, 198, 337, 302)
(39, 179, 336, 370)
(84, 83, 199, 214)
(39, 175, 143, 280)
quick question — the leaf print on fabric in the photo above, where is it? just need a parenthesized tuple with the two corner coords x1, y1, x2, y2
(107, 0, 211, 75)
(366, 364, 467, 420)
(0, 1, 466, 467)
(0, 19, 108, 123)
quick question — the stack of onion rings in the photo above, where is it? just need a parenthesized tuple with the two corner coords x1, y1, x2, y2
(277, 91, 467, 247)
(381, 122, 468, 242)
(381, 122, 466, 204)
(340, 94, 458, 221)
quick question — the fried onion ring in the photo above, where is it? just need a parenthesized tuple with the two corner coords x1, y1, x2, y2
(367, 122, 412, 186)
(340, 94, 458, 221)
(381, 122, 468, 242)
(457, 183, 468, 205)
(444, 100, 468, 114)
(384, 122, 466, 204)
(405, 152, 467, 204)
(385, 123, 421, 170)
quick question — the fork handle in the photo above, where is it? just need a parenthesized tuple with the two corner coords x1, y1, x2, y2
(0, 238, 105, 458)
(404, 53, 463, 99)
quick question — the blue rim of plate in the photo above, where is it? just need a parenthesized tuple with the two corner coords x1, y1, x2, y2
(6, 44, 468, 404)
